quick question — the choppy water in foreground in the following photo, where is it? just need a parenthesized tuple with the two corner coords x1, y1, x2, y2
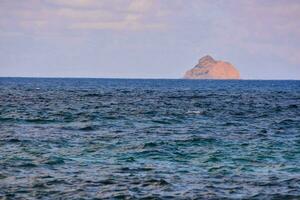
(0, 78, 300, 199)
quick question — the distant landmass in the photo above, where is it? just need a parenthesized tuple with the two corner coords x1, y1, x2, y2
(184, 55, 240, 79)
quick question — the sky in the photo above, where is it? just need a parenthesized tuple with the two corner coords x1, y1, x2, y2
(0, 0, 299, 79)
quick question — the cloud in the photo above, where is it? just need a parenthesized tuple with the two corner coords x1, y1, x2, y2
(66, 0, 166, 31)
(44, 0, 114, 9)
(0, 0, 168, 34)
(0, 0, 299, 66)
(181, 0, 300, 65)
(232, 1, 300, 65)
(67, 0, 166, 31)
(128, 0, 154, 13)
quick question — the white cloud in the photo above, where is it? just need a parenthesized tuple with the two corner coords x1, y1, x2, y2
(0, 0, 168, 32)
(66, 0, 166, 31)
(45, 0, 105, 8)
(128, 0, 154, 13)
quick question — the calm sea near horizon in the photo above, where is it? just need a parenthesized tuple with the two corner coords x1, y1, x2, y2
(0, 77, 300, 199)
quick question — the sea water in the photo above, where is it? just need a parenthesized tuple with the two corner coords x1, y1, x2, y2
(0, 78, 299, 199)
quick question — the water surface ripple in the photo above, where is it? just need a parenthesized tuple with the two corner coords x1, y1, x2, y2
(0, 78, 300, 199)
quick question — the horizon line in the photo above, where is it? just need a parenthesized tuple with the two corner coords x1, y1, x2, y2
(0, 76, 299, 81)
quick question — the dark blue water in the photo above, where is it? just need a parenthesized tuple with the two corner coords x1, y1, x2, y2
(0, 78, 300, 199)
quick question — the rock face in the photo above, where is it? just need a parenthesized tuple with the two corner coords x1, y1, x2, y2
(184, 55, 240, 79)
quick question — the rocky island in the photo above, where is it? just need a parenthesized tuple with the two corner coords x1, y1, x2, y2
(184, 55, 240, 79)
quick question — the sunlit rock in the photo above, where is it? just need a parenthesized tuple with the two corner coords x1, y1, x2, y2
(184, 55, 240, 79)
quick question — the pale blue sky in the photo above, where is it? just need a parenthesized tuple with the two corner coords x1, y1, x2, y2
(0, 0, 299, 79)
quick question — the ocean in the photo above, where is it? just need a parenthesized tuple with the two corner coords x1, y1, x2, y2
(0, 78, 300, 199)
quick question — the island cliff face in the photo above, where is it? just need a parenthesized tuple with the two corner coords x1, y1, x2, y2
(184, 55, 240, 79)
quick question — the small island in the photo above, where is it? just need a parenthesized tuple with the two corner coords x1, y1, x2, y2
(184, 55, 240, 79)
